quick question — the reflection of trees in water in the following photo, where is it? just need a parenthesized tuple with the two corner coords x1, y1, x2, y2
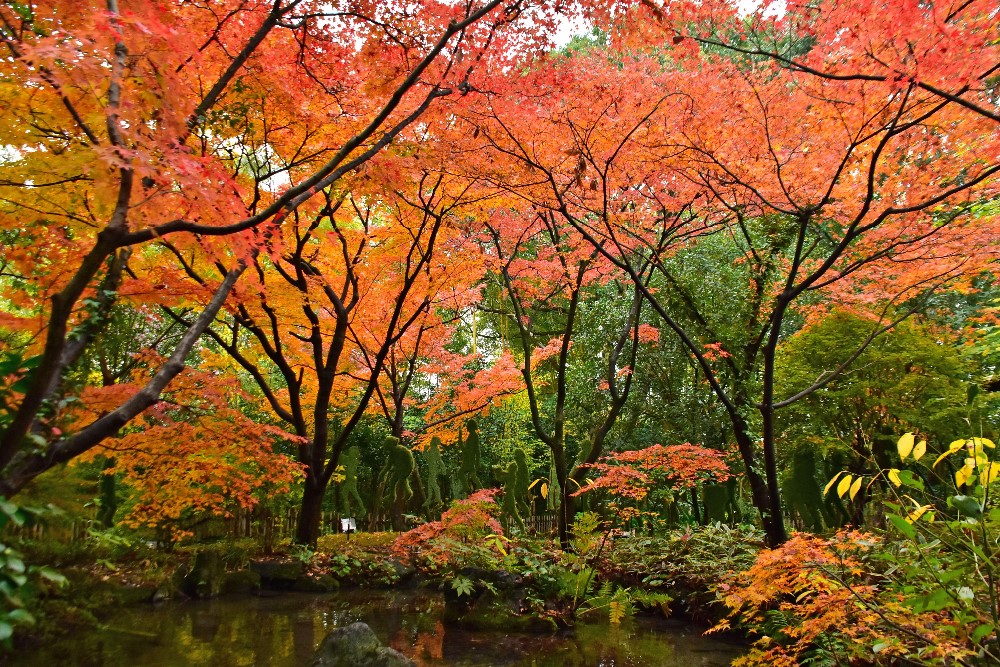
(14, 590, 742, 666)
(395, 619, 445, 665)
(173, 602, 300, 666)
(292, 614, 316, 664)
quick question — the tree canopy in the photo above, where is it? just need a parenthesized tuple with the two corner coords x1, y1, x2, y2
(1, 0, 998, 549)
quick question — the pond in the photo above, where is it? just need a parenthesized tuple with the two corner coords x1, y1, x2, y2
(11, 589, 744, 666)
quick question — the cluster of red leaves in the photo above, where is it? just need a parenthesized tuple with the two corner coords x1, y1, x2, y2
(392, 488, 503, 566)
(576, 444, 731, 501)
(418, 351, 522, 448)
(702, 342, 731, 362)
(715, 531, 974, 667)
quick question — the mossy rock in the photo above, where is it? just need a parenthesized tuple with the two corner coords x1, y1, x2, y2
(84, 579, 158, 605)
(152, 581, 178, 603)
(387, 560, 415, 584)
(309, 622, 415, 667)
(113, 581, 158, 604)
(181, 550, 226, 598)
(220, 569, 261, 595)
(69, 572, 158, 606)
(293, 573, 339, 593)
(250, 559, 305, 589)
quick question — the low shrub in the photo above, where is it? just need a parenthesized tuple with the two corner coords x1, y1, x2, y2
(313, 533, 401, 586)
(600, 523, 765, 623)
(719, 433, 1000, 666)
(392, 490, 506, 574)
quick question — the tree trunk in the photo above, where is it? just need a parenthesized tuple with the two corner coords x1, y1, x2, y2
(551, 444, 572, 549)
(96, 457, 118, 528)
(390, 487, 408, 532)
(558, 484, 575, 549)
(690, 487, 702, 525)
(733, 423, 787, 547)
(295, 476, 326, 545)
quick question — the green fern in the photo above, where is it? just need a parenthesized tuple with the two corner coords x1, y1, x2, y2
(632, 588, 673, 616)
(577, 581, 637, 624)
(451, 575, 476, 598)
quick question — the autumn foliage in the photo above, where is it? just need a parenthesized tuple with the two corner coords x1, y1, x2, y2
(0, 0, 997, 637)
(576, 444, 731, 501)
(74, 358, 302, 536)
(715, 530, 979, 667)
(0, 0, 588, 542)
(392, 488, 504, 567)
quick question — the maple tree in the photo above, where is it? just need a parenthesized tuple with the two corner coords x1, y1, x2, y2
(575, 443, 731, 526)
(713, 529, 980, 666)
(360, 231, 521, 447)
(462, 20, 1000, 544)
(658, 0, 1000, 127)
(73, 358, 301, 538)
(722, 430, 1000, 664)
(0, 0, 581, 514)
(171, 171, 506, 543)
(363, 307, 523, 524)
(0, 0, 996, 568)
(448, 48, 745, 538)
(391, 487, 505, 568)
(475, 203, 650, 546)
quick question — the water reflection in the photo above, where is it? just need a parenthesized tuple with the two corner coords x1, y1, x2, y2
(11, 589, 742, 666)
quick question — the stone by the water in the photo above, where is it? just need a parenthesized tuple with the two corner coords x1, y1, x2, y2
(308, 621, 415, 667)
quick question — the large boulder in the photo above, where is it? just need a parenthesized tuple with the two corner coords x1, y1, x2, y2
(309, 622, 415, 667)
(292, 573, 339, 592)
(249, 558, 305, 590)
(220, 569, 261, 594)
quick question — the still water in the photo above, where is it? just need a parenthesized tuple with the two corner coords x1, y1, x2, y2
(12, 589, 743, 666)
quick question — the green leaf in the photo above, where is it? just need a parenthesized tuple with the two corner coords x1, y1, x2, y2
(10, 2, 33, 22)
(971, 623, 994, 644)
(0, 622, 11, 642)
(0, 352, 24, 376)
(0, 501, 23, 527)
(4, 557, 24, 575)
(937, 569, 965, 584)
(451, 576, 475, 598)
(948, 495, 982, 517)
(914, 587, 953, 612)
(5, 609, 33, 625)
(37, 567, 67, 586)
(896, 470, 925, 491)
(888, 514, 917, 539)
